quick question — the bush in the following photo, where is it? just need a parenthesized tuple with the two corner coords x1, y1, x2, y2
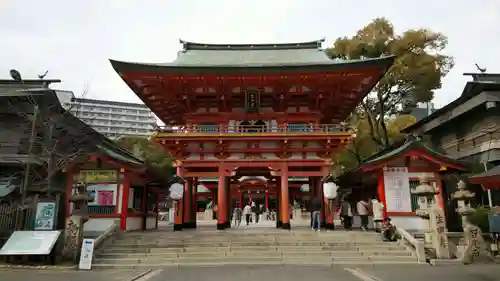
(470, 207, 490, 233)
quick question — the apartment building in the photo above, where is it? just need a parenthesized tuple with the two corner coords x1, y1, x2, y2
(56, 91, 157, 138)
(403, 73, 500, 165)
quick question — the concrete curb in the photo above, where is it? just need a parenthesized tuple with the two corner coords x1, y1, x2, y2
(0, 263, 77, 270)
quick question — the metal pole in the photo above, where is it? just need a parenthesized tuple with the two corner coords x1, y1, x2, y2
(484, 132, 494, 208)
(483, 162, 494, 208)
(46, 124, 54, 197)
(21, 104, 39, 206)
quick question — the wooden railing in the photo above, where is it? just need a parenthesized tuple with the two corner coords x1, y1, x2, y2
(157, 124, 351, 134)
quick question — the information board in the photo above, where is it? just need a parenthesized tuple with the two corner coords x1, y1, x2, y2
(383, 167, 413, 213)
(78, 238, 95, 270)
(34, 202, 56, 230)
(0, 230, 61, 255)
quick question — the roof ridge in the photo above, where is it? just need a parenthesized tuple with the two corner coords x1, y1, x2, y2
(179, 39, 325, 51)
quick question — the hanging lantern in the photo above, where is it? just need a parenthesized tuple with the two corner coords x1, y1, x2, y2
(323, 181, 338, 200)
(169, 182, 184, 200)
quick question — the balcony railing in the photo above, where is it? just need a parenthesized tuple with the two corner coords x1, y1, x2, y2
(157, 124, 351, 134)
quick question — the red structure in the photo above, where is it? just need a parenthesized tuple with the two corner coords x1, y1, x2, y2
(110, 39, 394, 230)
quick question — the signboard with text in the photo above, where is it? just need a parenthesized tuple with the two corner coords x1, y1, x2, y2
(0, 231, 61, 255)
(383, 167, 412, 212)
(79, 170, 118, 183)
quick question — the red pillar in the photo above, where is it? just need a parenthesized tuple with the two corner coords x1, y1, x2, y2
(265, 191, 269, 210)
(280, 166, 291, 230)
(183, 178, 193, 228)
(217, 171, 228, 230)
(65, 168, 74, 218)
(239, 190, 243, 207)
(120, 170, 130, 231)
(191, 177, 198, 228)
(378, 171, 388, 219)
(173, 166, 184, 231)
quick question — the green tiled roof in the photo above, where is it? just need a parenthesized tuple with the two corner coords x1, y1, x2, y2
(97, 143, 144, 167)
(110, 39, 396, 72)
(362, 141, 467, 170)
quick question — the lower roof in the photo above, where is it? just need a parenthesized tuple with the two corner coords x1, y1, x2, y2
(110, 56, 395, 74)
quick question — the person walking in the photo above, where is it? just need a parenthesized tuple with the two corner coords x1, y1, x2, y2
(372, 197, 385, 233)
(243, 203, 252, 226)
(232, 205, 243, 227)
(357, 198, 370, 231)
(310, 197, 322, 231)
(340, 199, 353, 230)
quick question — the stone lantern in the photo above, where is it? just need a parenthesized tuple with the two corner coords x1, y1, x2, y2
(411, 176, 450, 259)
(411, 176, 438, 219)
(62, 181, 94, 262)
(451, 180, 493, 264)
(451, 180, 475, 219)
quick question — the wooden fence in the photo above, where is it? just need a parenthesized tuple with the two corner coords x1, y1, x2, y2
(0, 197, 38, 248)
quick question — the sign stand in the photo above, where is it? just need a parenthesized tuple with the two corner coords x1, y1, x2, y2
(78, 238, 95, 270)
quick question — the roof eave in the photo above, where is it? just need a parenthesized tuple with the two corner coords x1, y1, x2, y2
(109, 56, 396, 75)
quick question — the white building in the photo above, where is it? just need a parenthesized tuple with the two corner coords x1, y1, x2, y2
(56, 90, 157, 138)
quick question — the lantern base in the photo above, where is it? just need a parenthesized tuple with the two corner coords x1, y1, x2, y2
(324, 223, 335, 230)
(183, 221, 196, 229)
(281, 222, 291, 230)
(216, 221, 229, 230)
(173, 223, 183, 231)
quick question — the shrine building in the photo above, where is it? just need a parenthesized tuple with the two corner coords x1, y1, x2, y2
(110, 39, 395, 230)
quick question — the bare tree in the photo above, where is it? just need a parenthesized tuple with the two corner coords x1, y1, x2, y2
(4, 85, 102, 202)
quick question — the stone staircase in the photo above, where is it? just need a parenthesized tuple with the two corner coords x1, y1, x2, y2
(93, 227, 420, 268)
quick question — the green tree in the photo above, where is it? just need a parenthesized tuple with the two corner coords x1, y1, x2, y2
(336, 114, 416, 171)
(114, 136, 173, 173)
(327, 18, 453, 148)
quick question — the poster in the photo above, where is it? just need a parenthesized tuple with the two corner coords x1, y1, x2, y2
(34, 202, 56, 230)
(87, 184, 117, 206)
(97, 190, 114, 205)
(383, 167, 412, 213)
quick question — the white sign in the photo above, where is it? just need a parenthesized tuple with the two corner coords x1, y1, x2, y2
(0, 230, 61, 255)
(383, 167, 412, 212)
(34, 202, 56, 230)
(169, 183, 184, 200)
(78, 238, 95, 270)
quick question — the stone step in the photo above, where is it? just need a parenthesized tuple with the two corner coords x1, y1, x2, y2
(93, 255, 418, 265)
(97, 249, 413, 259)
(101, 244, 406, 255)
(101, 244, 407, 254)
(108, 240, 389, 248)
(92, 260, 423, 269)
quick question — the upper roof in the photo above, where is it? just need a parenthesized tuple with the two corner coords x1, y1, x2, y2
(173, 39, 334, 66)
(110, 39, 395, 71)
(403, 74, 500, 133)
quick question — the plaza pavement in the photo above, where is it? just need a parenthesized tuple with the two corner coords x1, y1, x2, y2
(2, 264, 499, 281)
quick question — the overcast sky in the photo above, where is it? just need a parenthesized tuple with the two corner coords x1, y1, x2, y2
(1, 0, 499, 108)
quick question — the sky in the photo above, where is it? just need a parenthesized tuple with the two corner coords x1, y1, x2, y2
(1, 0, 499, 109)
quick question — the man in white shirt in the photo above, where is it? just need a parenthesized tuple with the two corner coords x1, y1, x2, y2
(356, 199, 370, 231)
(243, 204, 252, 226)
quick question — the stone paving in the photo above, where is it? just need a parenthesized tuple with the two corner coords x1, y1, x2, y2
(1, 264, 499, 281)
(146, 264, 500, 281)
(0, 269, 147, 281)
